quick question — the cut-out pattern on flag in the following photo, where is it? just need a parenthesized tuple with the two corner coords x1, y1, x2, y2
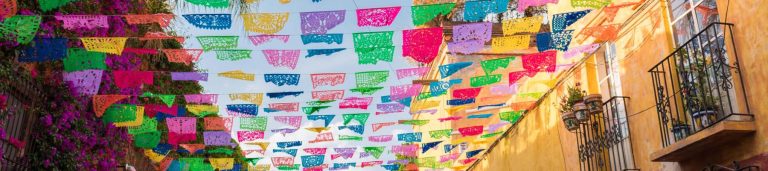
(564, 44, 599, 59)
(237, 131, 265, 142)
(468, 113, 493, 119)
(470, 74, 502, 87)
(39, 0, 73, 12)
(430, 129, 452, 139)
(301, 34, 343, 45)
(458, 125, 484, 136)
(266, 102, 299, 113)
(54, 15, 109, 30)
(266, 91, 303, 99)
(397, 132, 423, 142)
(113, 71, 153, 88)
(218, 70, 255, 81)
(353, 31, 394, 64)
(276, 141, 302, 149)
(128, 118, 157, 135)
(80, 37, 128, 55)
(491, 35, 531, 52)
(552, 10, 591, 32)
(215, 49, 252, 61)
(339, 97, 373, 109)
(522, 50, 557, 72)
(263, 50, 300, 69)
(204, 131, 236, 147)
(187, 104, 219, 117)
(402, 27, 443, 64)
(19, 38, 67, 62)
(0, 0, 17, 19)
(123, 14, 174, 27)
(310, 73, 345, 88)
(517, 0, 558, 12)
(182, 14, 232, 30)
(356, 7, 401, 27)
(390, 84, 423, 101)
(453, 87, 482, 99)
(372, 122, 397, 132)
(448, 98, 475, 105)
(310, 132, 334, 143)
(306, 48, 345, 58)
(163, 49, 203, 65)
(500, 110, 524, 123)
(377, 103, 405, 113)
(364, 147, 385, 159)
(167, 117, 197, 145)
(171, 72, 208, 81)
(226, 104, 259, 116)
(0, 15, 41, 44)
(304, 148, 327, 155)
(301, 155, 325, 167)
(184, 94, 218, 104)
(197, 36, 238, 51)
(481, 57, 513, 75)
(422, 141, 443, 153)
(341, 113, 369, 125)
(204, 117, 229, 131)
(502, 16, 543, 35)
(392, 144, 418, 157)
(571, 0, 612, 9)
(439, 62, 472, 78)
(248, 35, 289, 47)
(552, 30, 574, 51)
(300, 10, 345, 34)
(242, 13, 289, 34)
(411, 3, 455, 26)
(92, 95, 129, 117)
(354, 70, 389, 94)
(185, 0, 229, 8)
(209, 158, 234, 170)
(395, 67, 429, 79)
(264, 74, 300, 86)
(581, 24, 620, 41)
(140, 92, 175, 107)
(240, 116, 268, 131)
(307, 115, 334, 127)
(139, 32, 185, 43)
(463, 0, 509, 22)
(311, 90, 344, 101)
(399, 119, 429, 126)
(229, 93, 263, 105)
(133, 131, 160, 149)
(339, 125, 364, 134)
(603, 2, 638, 22)
(448, 22, 491, 54)
(536, 32, 553, 52)
(274, 116, 302, 128)
(123, 48, 158, 55)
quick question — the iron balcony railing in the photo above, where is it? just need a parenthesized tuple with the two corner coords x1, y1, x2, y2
(577, 96, 638, 171)
(648, 22, 753, 147)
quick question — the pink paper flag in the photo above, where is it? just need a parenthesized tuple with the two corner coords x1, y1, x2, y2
(304, 148, 327, 155)
(248, 35, 289, 47)
(563, 44, 599, 59)
(339, 97, 373, 109)
(361, 161, 383, 168)
(508, 70, 538, 83)
(372, 122, 397, 132)
(144, 104, 179, 117)
(452, 87, 482, 99)
(391, 144, 418, 157)
(274, 116, 302, 128)
(312, 90, 345, 101)
(310, 73, 345, 88)
(309, 132, 334, 143)
(389, 84, 423, 101)
(522, 51, 557, 73)
(113, 71, 153, 88)
(123, 14, 174, 27)
(272, 157, 294, 166)
(356, 7, 401, 27)
(268, 102, 299, 112)
(263, 50, 300, 69)
(184, 94, 218, 104)
(54, 15, 109, 30)
(459, 125, 484, 136)
(368, 135, 393, 142)
(167, 117, 197, 145)
(237, 130, 265, 142)
(402, 27, 443, 64)
(395, 67, 429, 79)
(439, 116, 463, 122)
(440, 153, 460, 162)
(124, 48, 158, 55)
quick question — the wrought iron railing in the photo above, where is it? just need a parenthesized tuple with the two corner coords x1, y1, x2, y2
(0, 61, 45, 170)
(648, 22, 753, 147)
(577, 96, 638, 171)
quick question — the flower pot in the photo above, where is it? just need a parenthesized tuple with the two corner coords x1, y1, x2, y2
(573, 102, 588, 122)
(672, 124, 691, 140)
(692, 110, 718, 128)
(583, 94, 603, 114)
(562, 111, 579, 131)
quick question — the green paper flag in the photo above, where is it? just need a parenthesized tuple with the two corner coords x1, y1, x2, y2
(208, 148, 234, 155)
(470, 74, 502, 87)
(0, 15, 42, 44)
(356, 46, 395, 64)
(364, 146, 385, 159)
(429, 129, 453, 139)
(480, 131, 503, 138)
(302, 106, 330, 115)
(342, 113, 369, 125)
(187, 105, 219, 117)
(339, 135, 363, 141)
(500, 110, 524, 123)
(400, 119, 430, 126)
(350, 87, 383, 95)
(354, 32, 394, 64)
(355, 71, 389, 88)
(277, 164, 300, 171)
(185, 0, 229, 8)
(240, 116, 268, 131)
(63, 48, 107, 72)
(306, 100, 334, 106)
(103, 104, 138, 123)
(141, 92, 175, 107)
(411, 3, 456, 26)
(197, 36, 238, 51)
(128, 119, 157, 135)
(480, 57, 514, 75)
(39, 0, 74, 12)
(244, 158, 262, 166)
(133, 131, 161, 149)
(215, 50, 252, 61)
(418, 157, 438, 168)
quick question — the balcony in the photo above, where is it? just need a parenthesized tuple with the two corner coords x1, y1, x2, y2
(648, 23, 755, 162)
(575, 96, 638, 171)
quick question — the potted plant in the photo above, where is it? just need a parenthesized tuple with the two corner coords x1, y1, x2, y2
(560, 85, 586, 131)
(671, 118, 691, 140)
(583, 94, 603, 114)
(686, 56, 721, 129)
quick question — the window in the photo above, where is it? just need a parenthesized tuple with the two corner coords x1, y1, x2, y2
(668, 0, 720, 45)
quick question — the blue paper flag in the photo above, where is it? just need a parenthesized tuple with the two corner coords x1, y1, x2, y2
(397, 97, 412, 107)
(19, 38, 68, 62)
(464, 0, 509, 21)
(553, 30, 574, 51)
(339, 125, 365, 134)
(301, 155, 325, 168)
(429, 79, 462, 96)
(182, 14, 232, 30)
(273, 149, 298, 156)
(301, 34, 343, 45)
(466, 149, 485, 158)
(468, 113, 493, 119)
(277, 141, 303, 148)
(397, 132, 423, 143)
(306, 48, 346, 58)
(380, 95, 392, 103)
(307, 115, 335, 127)
(382, 164, 400, 171)
(552, 10, 592, 32)
(422, 141, 443, 153)
(439, 62, 473, 78)
(332, 162, 356, 170)
(448, 98, 475, 106)
(153, 143, 173, 155)
(266, 91, 304, 99)
(264, 74, 300, 86)
(226, 104, 259, 116)
(536, 32, 553, 52)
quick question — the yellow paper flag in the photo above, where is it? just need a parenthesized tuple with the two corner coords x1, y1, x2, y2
(209, 158, 234, 170)
(491, 35, 530, 52)
(502, 16, 543, 35)
(113, 106, 144, 127)
(143, 149, 165, 163)
(218, 70, 255, 81)
(186, 104, 219, 117)
(229, 93, 264, 105)
(305, 127, 329, 133)
(242, 13, 289, 34)
(80, 37, 128, 55)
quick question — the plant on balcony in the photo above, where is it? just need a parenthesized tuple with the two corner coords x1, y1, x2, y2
(560, 84, 586, 131)
(670, 118, 691, 141)
(681, 50, 722, 129)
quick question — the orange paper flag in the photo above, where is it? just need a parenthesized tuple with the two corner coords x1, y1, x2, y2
(93, 95, 130, 117)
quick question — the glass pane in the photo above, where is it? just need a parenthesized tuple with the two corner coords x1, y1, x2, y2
(694, 0, 720, 29)
(669, 0, 692, 21)
(672, 13, 696, 46)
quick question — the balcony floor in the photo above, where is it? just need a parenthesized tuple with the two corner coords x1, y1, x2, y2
(651, 119, 756, 162)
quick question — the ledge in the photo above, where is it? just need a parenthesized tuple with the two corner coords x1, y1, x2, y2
(651, 119, 756, 162)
